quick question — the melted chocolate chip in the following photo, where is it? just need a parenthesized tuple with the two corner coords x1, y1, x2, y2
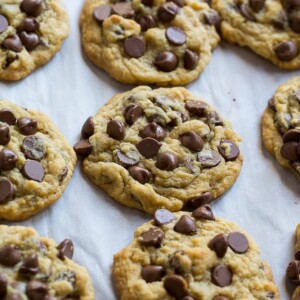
(154, 209, 176, 226)
(17, 117, 37, 135)
(22, 160, 45, 182)
(157, 2, 179, 22)
(0, 15, 8, 34)
(81, 116, 94, 139)
(184, 49, 199, 70)
(21, 0, 43, 17)
(142, 0, 154, 6)
(107, 120, 126, 141)
(180, 131, 204, 152)
(154, 51, 178, 72)
(141, 265, 165, 282)
(290, 16, 300, 34)
(136, 138, 161, 158)
(204, 10, 221, 26)
(0, 125, 10, 145)
(93, 5, 112, 23)
(139, 15, 157, 31)
(239, 3, 255, 21)
(140, 123, 165, 140)
(124, 36, 146, 58)
(174, 215, 197, 235)
(164, 275, 188, 298)
(283, 129, 300, 143)
(3, 35, 23, 53)
(0, 148, 18, 171)
(0, 109, 16, 125)
(192, 204, 215, 220)
(112, 3, 134, 18)
(272, 11, 288, 29)
(189, 192, 212, 209)
(185, 101, 208, 116)
(197, 150, 221, 168)
(128, 165, 150, 183)
(208, 234, 228, 258)
(22, 136, 45, 161)
(0, 245, 21, 266)
(26, 280, 49, 300)
(0, 274, 7, 297)
(140, 228, 164, 247)
(156, 152, 178, 171)
(275, 41, 298, 61)
(286, 260, 300, 280)
(20, 32, 39, 51)
(124, 105, 143, 125)
(208, 111, 223, 126)
(73, 140, 93, 157)
(116, 151, 139, 168)
(165, 27, 186, 45)
(57, 239, 74, 260)
(218, 140, 240, 161)
(0, 180, 14, 204)
(228, 232, 249, 254)
(19, 254, 39, 274)
(268, 98, 276, 111)
(20, 17, 39, 32)
(211, 265, 233, 287)
(280, 142, 299, 161)
(249, 0, 265, 12)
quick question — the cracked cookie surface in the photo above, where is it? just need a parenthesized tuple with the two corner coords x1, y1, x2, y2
(212, 0, 300, 69)
(80, 0, 220, 85)
(261, 77, 300, 181)
(0, 225, 94, 299)
(74, 86, 243, 214)
(0, 0, 69, 81)
(113, 208, 279, 300)
(0, 101, 76, 221)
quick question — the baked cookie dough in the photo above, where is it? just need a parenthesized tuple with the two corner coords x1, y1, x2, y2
(0, 101, 76, 221)
(0, 225, 94, 299)
(113, 207, 280, 300)
(261, 77, 300, 181)
(74, 86, 243, 214)
(80, 0, 220, 85)
(0, 0, 69, 81)
(212, 0, 300, 69)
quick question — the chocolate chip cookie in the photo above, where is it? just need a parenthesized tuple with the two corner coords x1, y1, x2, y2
(0, 0, 69, 81)
(0, 101, 76, 221)
(212, 0, 300, 69)
(80, 0, 220, 85)
(261, 77, 300, 181)
(113, 207, 279, 299)
(0, 225, 94, 299)
(74, 86, 243, 214)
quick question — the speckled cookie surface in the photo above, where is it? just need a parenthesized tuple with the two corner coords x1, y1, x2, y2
(113, 209, 279, 300)
(75, 86, 243, 214)
(261, 77, 300, 181)
(212, 0, 300, 69)
(0, 0, 69, 81)
(0, 225, 94, 299)
(80, 0, 220, 86)
(0, 101, 76, 221)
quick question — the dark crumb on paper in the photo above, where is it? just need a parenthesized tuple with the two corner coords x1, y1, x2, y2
(233, 98, 236, 102)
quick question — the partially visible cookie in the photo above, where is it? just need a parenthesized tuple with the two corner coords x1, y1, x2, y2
(0, 0, 69, 81)
(113, 207, 280, 300)
(74, 86, 243, 214)
(212, 0, 300, 69)
(0, 101, 76, 221)
(0, 225, 94, 299)
(261, 77, 300, 181)
(80, 0, 220, 86)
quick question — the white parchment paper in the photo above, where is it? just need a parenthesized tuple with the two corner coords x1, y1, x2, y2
(0, 1, 299, 298)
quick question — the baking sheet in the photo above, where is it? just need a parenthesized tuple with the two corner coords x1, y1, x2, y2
(0, 0, 299, 298)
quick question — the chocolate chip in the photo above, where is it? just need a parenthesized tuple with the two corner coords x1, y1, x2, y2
(185, 101, 208, 116)
(140, 123, 165, 140)
(154, 51, 178, 72)
(291, 14, 300, 33)
(0, 274, 7, 297)
(268, 98, 276, 111)
(128, 165, 150, 183)
(295, 251, 300, 260)
(280, 142, 299, 161)
(0, 15, 8, 34)
(156, 152, 178, 171)
(174, 215, 197, 235)
(26, 280, 48, 300)
(58, 167, 68, 182)
(0, 125, 10, 145)
(124, 36, 146, 58)
(211, 265, 232, 287)
(22, 160, 45, 182)
(164, 275, 188, 298)
(0, 148, 18, 171)
(239, 4, 255, 21)
(184, 49, 199, 70)
(275, 41, 298, 61)
(189, 193, 212, 209)
(180, 131, 204, 152)
(165, 27, 186, 45)
(286, 0, 300, 7)
(20, 32, 39, 51)
(73, 140, 93, 157)
(21, 0, 43, 17)
(218, 140, 240, 161)
(19, 254, 39, 274)
(197, 150, 221, 168)
(124, 105, 143, 125)
(57, 239, 74, 260)
(208, 111, 223, 126)
(20, 17, 39, 32)
(0, 245, 21, 266)
(139, 228, 164, 247)
(81, 116, 94, 139)
(139, 15, 157, 31)
(272, 11, 288, 29)
(154, 209, 176, 226)
(17, 117, 37, 135)
(286, 260, 300, 280)
(93, 5, 112, 23)
(0, 180, 14, 204)
(112, 3, 134, 18)
(192, 204, 215, 220)
(0, 109, 16, 125)
(249, 0, 265, 12)
(141, 0, 154, 6)
(107, 120, 126, 141)
(228, 232, 249, 254)
(22, 136, 45, 161)
(3, 35, 23, 53)
(204, 10, 221, 26)
(157, 2, 179, 22)
(283, 129, 300, 142)
(136, 137, 161, 158)
(116, 151, 139, 168)
(141, 265, 165, 282)
(8, 295, 22, 300)
(208, 234, 228, 258)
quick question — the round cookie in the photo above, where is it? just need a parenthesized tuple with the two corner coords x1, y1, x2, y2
(80, 0, 220, 86)
(261, 77, 300, 181)
(74, 86, 243, 214)
(0, 0, 69, 81)
(0, 101, 76, 221)
(212, 0, 300, 69)
(113, 207, 280, 299)
(0, 225, 94, 299)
